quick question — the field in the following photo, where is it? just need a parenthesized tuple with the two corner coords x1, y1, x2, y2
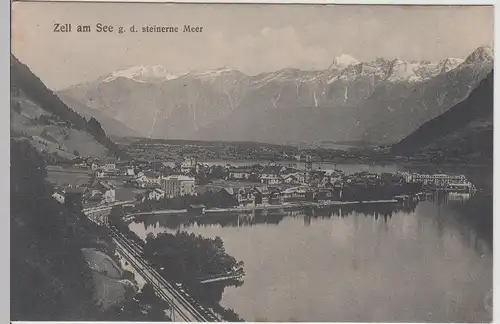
(46, 165, 92, 186)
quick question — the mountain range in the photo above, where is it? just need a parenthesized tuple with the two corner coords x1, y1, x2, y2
(59, 46, 493, 145)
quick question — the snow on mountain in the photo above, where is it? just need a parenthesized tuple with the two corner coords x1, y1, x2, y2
(464, 45, 494, 64)
(59, 46, 492, 145)
(436, 57, 464, 73)
(192, 67, 246, 82)
(329, 54, 360, 70)
(387, 58, 466, 83)
(251, 68, 324, 88)
(389, 59, 439, 83)
(331, 58, 392, 83)
(102, 65, 184, 83)
(330, 57, 466, 84)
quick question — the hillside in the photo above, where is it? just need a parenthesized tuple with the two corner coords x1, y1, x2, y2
(391, 70, 493, 162)
(10, 55, 125, 160)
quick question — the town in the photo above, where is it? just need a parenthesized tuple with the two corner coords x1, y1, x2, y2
(49, 154, 477, 216)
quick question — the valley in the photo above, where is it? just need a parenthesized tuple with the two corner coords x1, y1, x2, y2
(10, 3, 494, 322)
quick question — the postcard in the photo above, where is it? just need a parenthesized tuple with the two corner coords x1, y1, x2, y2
(10, 2, 494, 322)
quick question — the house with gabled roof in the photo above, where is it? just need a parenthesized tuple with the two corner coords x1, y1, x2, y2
(86, 180, 115, 204)
(251, 186, 282, 205)
(136, 170, 162, 188)
(228, 167, 252, 180)
(282, 173, 299, 184)
(52, 189, 65, 204)
(259, 165, 284, 185)
(147, 188, 166, 201)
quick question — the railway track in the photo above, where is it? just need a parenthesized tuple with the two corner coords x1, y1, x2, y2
(108, 226, 221, 322)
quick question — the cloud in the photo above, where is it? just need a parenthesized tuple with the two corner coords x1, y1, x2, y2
(228, 26, 331, 74)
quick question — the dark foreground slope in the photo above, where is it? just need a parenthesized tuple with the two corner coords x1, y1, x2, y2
(11, 140, 171, 321)
(11, 139, 100, 320)
(391, 71, 493, 163)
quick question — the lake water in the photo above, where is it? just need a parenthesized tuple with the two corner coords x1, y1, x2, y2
(128, 164, 493, 322)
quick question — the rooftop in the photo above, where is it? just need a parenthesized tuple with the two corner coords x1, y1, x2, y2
(65, 187, 86, 194)
(164, 175, 195, 181)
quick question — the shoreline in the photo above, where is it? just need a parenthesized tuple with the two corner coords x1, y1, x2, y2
(130, 199, 400, 218)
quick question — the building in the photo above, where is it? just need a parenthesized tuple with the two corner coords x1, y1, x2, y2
(407, 173, 467, 186)
(228, 168, 253, 180)
(52, 190, 65, 204)
(181, 157, 198, 174)
(260, 174, 282, 185)
(260, 166, 282, 185)
(254, 186, 282, 204)
(103, 163, 117, 171)
(235, 187, 259, 206)
(147, 188, 166, 201)
(136, 171, 162, 188)
(187, 204, 206, 214)
(314, 187, 342, 201)
(162, 175, 196, 198)
(101, 156, 118, 171)
(281, 171, 306, 184)
(95, 181, 116, 203)
(282, 173, 298, 184)
(218, 186, 282, 206)
(96, 169, 105, 178)
(281, 186, 310, 202)
(85, 180, 115, 204)
(95, 167, 120, 178)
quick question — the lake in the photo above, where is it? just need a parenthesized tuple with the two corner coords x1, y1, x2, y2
(128, 164, 493, 322)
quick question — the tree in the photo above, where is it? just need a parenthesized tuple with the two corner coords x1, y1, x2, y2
(87, 117, 106, 141)
(11, 139, 98, 320)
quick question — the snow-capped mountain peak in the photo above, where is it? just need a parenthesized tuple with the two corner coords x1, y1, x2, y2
(102, 65, 184, 83)
(329, 54, 360, 70)
(191, 67, 247, 82)
(464, 45, 494, 64)
(331, 56, 467, 84)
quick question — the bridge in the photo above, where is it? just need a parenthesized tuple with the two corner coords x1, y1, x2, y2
(84, 203, 224, 322)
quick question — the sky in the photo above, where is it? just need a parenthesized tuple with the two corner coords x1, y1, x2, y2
(12, 3, 494, 90)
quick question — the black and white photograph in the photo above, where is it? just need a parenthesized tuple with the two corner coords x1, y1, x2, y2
(10, 2, 494, 322)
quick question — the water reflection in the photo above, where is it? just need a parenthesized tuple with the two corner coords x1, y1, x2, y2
(129, 192, 492, 322)
(135, 202, 420, 233)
